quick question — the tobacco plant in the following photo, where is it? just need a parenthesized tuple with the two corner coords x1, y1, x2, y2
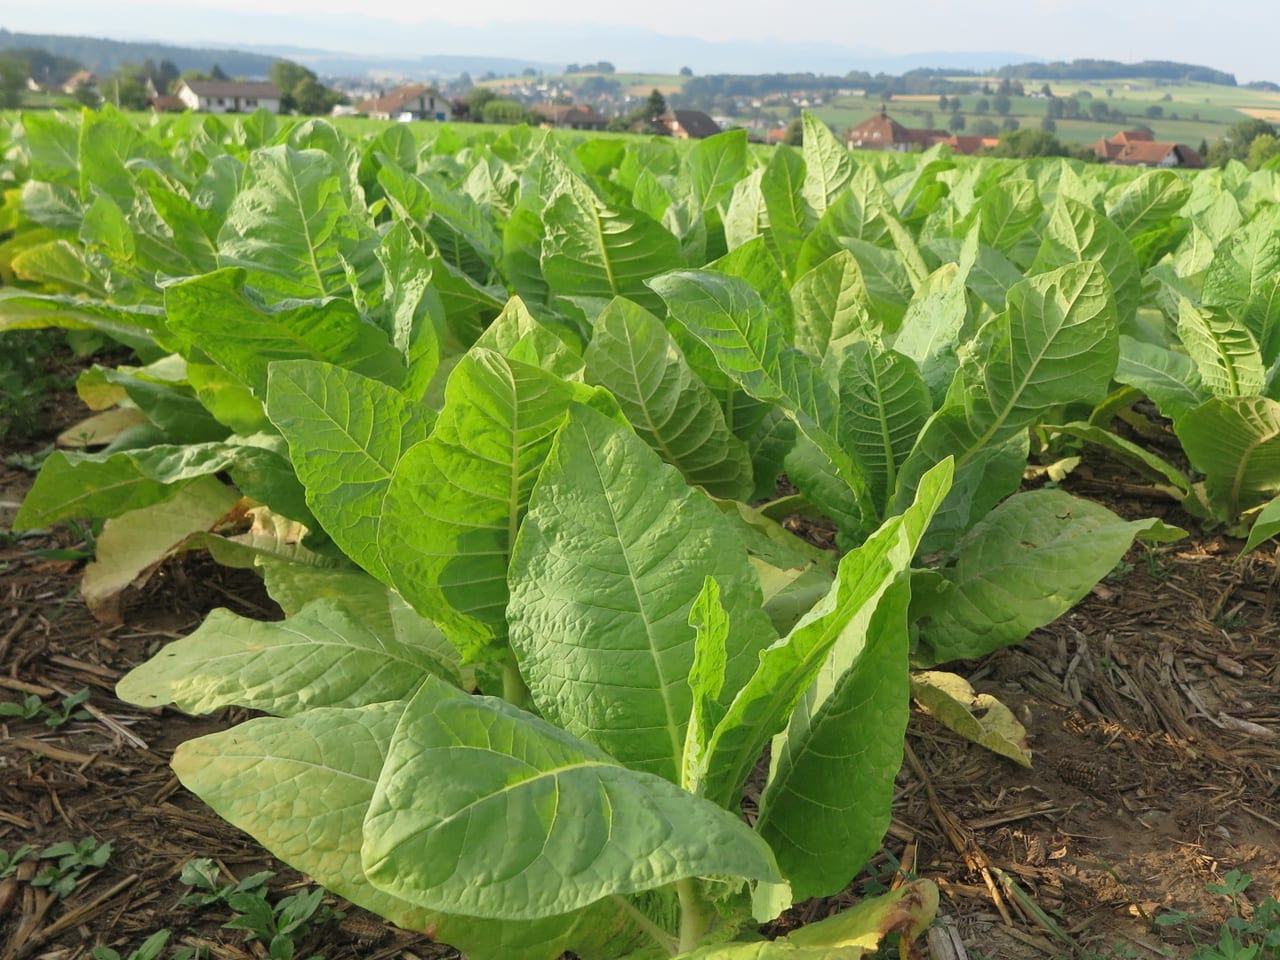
(0, 107, 1207, 955)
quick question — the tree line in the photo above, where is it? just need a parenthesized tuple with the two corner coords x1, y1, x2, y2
(0, 46, 344, 116)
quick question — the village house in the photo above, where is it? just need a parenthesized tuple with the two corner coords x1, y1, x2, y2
(531, 103, 608, 131)
(357, 84, 451, 121)
(61, 70, 96, 94)
(1092, 130, 1203, 168)
(174, 79, 281, 114)
(649, 109, 721, 139)
(846, 108, 947, 152)
(845, 108, 996, 155)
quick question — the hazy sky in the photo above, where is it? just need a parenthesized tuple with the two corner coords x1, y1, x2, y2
(3, 0, 1272, 81)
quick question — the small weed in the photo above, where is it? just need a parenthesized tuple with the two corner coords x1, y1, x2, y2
(0, 688, 94, 728)
(1141, 545, 1173, 581)
(31, 837, 112, 897)
(0, 845, 36, 878)
(92, 930, 182, 960)
(0, 694, 44, 722)
(26, 517, 102, 563)
(4, 444, 54, 472)
(44, 687, 94, 727)
(92, 930, 203, 960)
(179, 859, 340, 960)
(179, 857, 274, 908)
(1154, 871, 1280, 960)
(1107, 558, 1135, 581)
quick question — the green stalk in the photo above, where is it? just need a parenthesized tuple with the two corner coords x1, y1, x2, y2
(612, 896, 680, 956)
(501, 652, 532, 709)
(677, 877, 713, 954)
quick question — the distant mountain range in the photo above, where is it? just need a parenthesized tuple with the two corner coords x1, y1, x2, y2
(0, 22, 1037, 81)
(0, 28, 278, 79)
(0, 23, 1246, 90)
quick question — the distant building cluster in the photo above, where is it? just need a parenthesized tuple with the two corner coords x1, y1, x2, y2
(846, 107, 1000, 155)
(1090, 130, 1204, 167)
(844, 107, 1204, 167)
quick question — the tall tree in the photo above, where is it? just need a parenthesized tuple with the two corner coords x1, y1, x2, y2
(0, 53, 27, 109)
(269, 59, 315, 112)
(645, 88, 668, 120)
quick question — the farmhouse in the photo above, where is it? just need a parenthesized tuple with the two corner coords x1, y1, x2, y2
(1092, 130, 1204, 168)
(846, 108, 947, 152)
(846, 109, 994, 155)
(531, 103, 608, 131)
(357, 85, 451, 122)
(174, 80, 281, 114)
(61, 70, 96, 94)
(652, 109, 722, 139)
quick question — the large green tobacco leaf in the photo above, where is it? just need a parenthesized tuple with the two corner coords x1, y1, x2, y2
(173, 703, 645, 959)
(1176, 298, 1265, 399)
(1105, 170, 1191, 240)
(255, 562, 468, 688)
(374, 221, 449, 400)
(584, 298, 753, 500)
(894, 261, 1118, 546)
(474, 296, 583, 379)
(508, 405, 776, 782)
(837, 343, 932, 515)
(1114, 334, 1206, 421)
(687, 129, 749, 215)
(172, 703, 436, 931)
(893, 249, 975, 404)
(266, 360, 433, 582)
(751, 464, 949, 901)
(1243, 497, 1280, 554)
(117, 598, 457, 714)
(684, 460, 949, 813)
(723, 167, 767, 252)
(19, 111, 81, 187)
(165, 269, 405, 397)
(1031, 195, 1140, 331)
(363, 679, 782, 920)
(1176, 396, 1280, 517)
(789, 250, 877, 360)
(1200, 206, 1280, 363)
(77, 108, 161, 205)
(974, 178, 1042, 260)
(379, 350, 602, 663)
(710, 238, 794, 336)
(86, 363, 230, 445)
(217, 144, 370, 300)
(541, 184, 683, 316)
(801, 113, 855, 217)
(650, 269, 874, 536)
(14, 439, 309, 530)
(759, 146, 813, 278)
(912, 490, 1184, 665)
(11, 239, 111, 298)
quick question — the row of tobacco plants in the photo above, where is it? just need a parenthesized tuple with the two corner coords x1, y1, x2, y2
(2, 106, 1279, 958)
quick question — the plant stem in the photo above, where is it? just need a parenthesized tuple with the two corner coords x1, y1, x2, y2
(612, 896, 680, 956)
(501, 653, 532, 709)
(677, 877, 713, 954)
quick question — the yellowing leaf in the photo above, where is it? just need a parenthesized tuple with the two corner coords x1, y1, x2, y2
(911, 671, 1031, 767)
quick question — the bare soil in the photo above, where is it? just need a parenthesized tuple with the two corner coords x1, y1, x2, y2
(1, 393, 1277, 960)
